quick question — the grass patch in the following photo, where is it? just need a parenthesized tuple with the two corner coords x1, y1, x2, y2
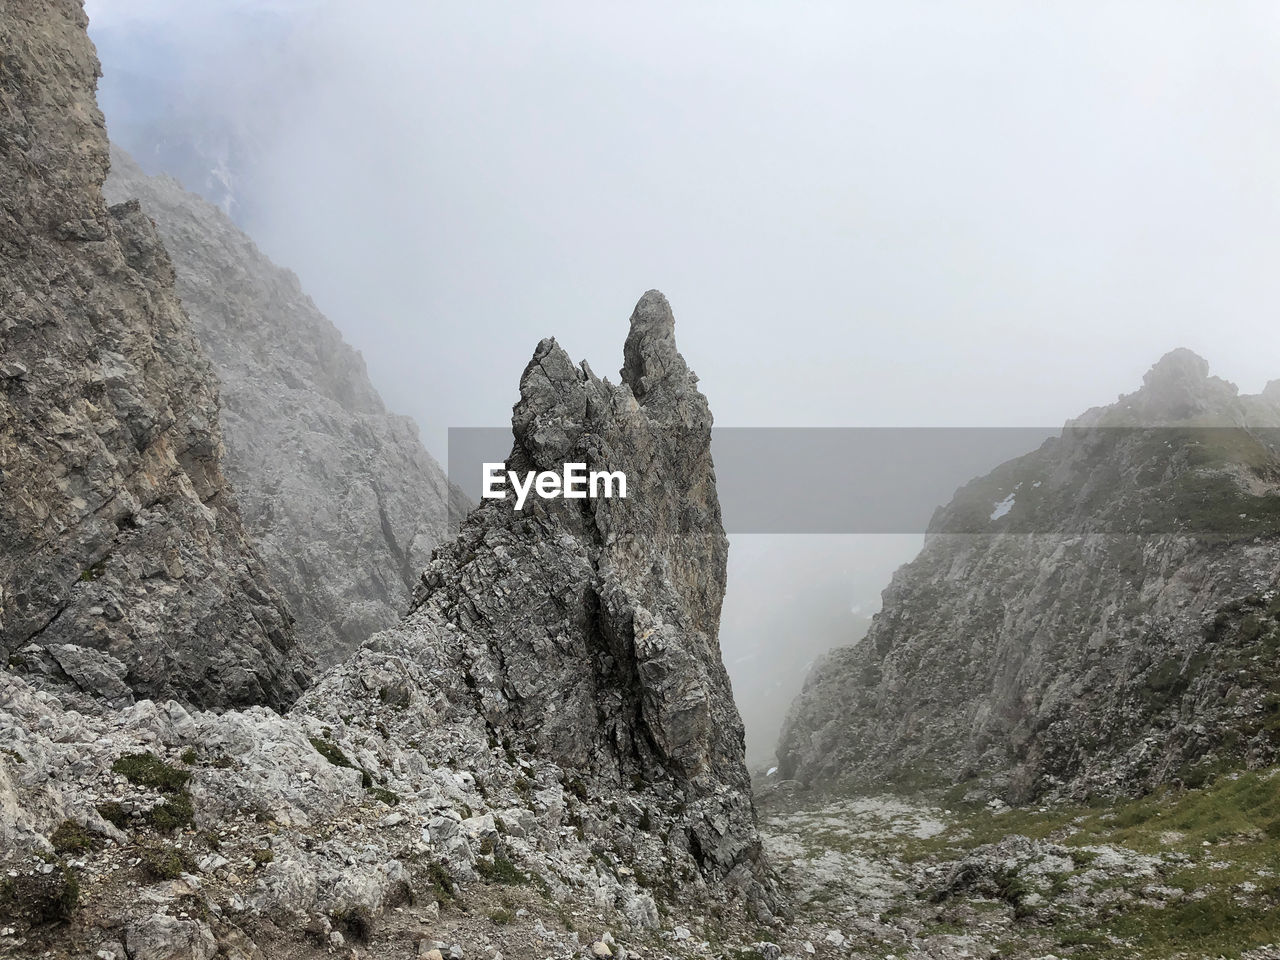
(111, 752, 196, 833)
(49, 820, 98, 855)
(475, 852, 528, 885)
(425, 862, 456, 903)
(138, 843, 195, 882)
(913, 767, 1280, 958)
(1101, 890, 1280, 959)
(368, 786, 400, 806)
(97, 801, 130, 830)
(0, 862, 79, 924)
(144, 791, 195, 832)
(308, 736, 352, 769)
(112, 753, 191, 792)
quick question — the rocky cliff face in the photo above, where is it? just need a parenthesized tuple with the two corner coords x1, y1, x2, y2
(0, 0, 305, 710)
(103, 148, 463, 666)
(779, 350, 1280, 803)
(1, 6, 773, 952)
(386, 290, 769, 897)
(0, 293, 777, 959)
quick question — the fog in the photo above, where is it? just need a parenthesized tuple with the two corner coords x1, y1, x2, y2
(86, 0, 1280, 763)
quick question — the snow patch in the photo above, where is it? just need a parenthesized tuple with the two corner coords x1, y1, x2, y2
(990, 492, 1016, 520)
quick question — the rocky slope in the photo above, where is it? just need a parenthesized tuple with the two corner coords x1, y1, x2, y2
(104, 147, 463, 666)
(0, 292, 779, 959)
(0, 0, 305, 710)
(779, 350, 1280, 803)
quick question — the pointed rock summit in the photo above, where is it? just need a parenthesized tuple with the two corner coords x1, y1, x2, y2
(1132, 347, 1238, 421)
(355, 291, 774, 910)
(621, 289, 683, 402)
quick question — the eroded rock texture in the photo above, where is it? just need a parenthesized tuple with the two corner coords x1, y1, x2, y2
(779, 350, 1280, 802)
(0, 294, 776, 959)
(377, 289, 771, 902)
(104, 147, 464, 666)
(0, 0, 304, 709)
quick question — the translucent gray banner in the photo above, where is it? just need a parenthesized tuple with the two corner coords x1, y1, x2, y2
(447, 426, 1280, 535)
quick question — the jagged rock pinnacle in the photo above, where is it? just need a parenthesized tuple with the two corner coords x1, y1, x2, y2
(1129, 348, 1237, 422)
(404, 291, 773, 913)
(621, 289, 683, 402)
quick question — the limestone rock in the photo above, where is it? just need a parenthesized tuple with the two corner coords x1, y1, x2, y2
(778, 350, 1280, 801)
(104, 149, 465, 666)
(125, 914, 217, 960)
(378, 290, 772, 905)
(0, 3, 774, 950)
(0, 293, 775, 955)
(0, 0, 305, 710)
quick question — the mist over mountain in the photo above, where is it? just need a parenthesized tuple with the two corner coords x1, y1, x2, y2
(5, 2, 1280, 957)
(0, 1, 305, 711)
(85, 1, 1280, 456)
(104, 147, 465, 666)
(780, 352, 1280, 802)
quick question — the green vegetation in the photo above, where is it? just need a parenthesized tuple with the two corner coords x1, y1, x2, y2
(96, 801, 130, 830)
(109, 752, 197, 832)
(144, 791, 195, 831)
(425, 861, 456, 903)
(307, 736, 353, 769)
(1173, 425, 1277, 473)
(1160, 472, 1280, 540)
(49, 820, 97, 855)
(368, 786, 399, 806)
(565, 776, 589, 802)
(79, 557, 109, 582)
(488, 907, 514, 925)
(475, 851, 528, 885)
(138, 843, 194, 882)
(0, 861, 79, 924)
(251, 847, 275, 866)
(906, 768, 1280, 958)
(310, 737, 397, 806)
(112, 753, 192, 792)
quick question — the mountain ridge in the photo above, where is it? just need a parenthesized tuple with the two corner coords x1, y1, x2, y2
(778, 349, 1280, 802)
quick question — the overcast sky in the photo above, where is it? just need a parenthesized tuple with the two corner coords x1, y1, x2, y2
(84, 0, 1280, 759)
(87, 0, 1280, 450)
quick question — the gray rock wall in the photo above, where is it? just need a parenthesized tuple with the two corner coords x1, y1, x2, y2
(0, 0, 305, 710)
(104, 148, 464, 666)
